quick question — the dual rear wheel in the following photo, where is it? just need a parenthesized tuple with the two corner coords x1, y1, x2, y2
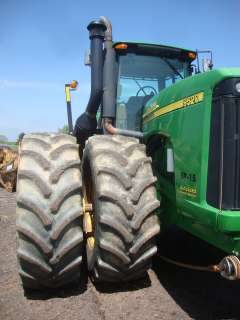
(16, 133, 160, 289)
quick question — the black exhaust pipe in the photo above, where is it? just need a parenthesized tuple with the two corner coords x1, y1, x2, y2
(74, 20, 106, 144)
(100, 16, 117, 120)
(75, 16, 143, 145)
(99, 17, 144, 139)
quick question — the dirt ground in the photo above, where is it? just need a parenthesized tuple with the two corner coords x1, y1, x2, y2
(1, 188, 240, 320)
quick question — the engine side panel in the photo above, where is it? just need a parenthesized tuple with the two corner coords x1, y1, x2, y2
(143, 68, 240, 254)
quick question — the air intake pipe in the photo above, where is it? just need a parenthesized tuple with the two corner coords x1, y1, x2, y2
(99, 17, 143, 139)
(100, 16, 116, 119)
(74, 20, 106, 144)
(74, 17, 143, 144)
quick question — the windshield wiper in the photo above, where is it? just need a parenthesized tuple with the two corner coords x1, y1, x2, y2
(163, 58, 183, 80)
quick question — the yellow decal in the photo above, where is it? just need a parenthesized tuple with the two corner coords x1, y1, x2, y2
(143, 92, 204, 124)
(65, 86, 71, 102)
(179, 185, 197, 197)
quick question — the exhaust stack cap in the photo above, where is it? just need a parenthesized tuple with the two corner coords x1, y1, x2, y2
(87, 20, 106, 39)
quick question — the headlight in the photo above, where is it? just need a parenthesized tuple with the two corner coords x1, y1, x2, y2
(235, 82, 240, 93)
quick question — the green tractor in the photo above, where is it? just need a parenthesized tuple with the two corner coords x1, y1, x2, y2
(16, 16, 240, 289)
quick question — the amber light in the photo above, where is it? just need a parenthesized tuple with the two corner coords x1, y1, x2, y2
(70, 80, 78, 89)
(188, 52, 196, 59)
(115, 43, 128, 50)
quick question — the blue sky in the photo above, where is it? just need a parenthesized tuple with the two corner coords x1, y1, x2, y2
(0, 0, 238, 140)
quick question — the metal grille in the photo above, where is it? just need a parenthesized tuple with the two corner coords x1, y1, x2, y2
(207, 96, 240, 210)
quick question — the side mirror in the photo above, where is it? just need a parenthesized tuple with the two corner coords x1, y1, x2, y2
(202, 58, 213, 72)
(196, 49, 213, 73)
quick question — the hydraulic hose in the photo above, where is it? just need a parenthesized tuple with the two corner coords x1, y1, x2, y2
(158, 254, 240, 280)
(159, 255, 220, 273)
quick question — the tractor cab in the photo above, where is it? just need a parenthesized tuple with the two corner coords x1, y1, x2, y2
(114, 42, 196, 131)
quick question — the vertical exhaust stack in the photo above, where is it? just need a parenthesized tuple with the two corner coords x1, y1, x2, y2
(100, 17, 144, 139)
(74, 20, 106, 144)
(74, 16, 143, 145)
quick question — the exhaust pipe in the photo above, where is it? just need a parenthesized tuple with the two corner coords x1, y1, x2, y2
(74, 20, 106, 144)
(74, 16, 143, 145)
(104, 119, 144, 139)
(99, 17, 144, 139)
(99, 16, 116, 120)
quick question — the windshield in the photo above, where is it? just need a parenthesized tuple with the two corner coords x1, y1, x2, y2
(116, 53, 190, 131)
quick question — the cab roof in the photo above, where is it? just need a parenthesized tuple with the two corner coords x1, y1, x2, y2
(113, 41, 196, 61)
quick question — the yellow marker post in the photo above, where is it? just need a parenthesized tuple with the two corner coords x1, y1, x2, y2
(65, 86, 71, 103)
(64, 80, 78, 134)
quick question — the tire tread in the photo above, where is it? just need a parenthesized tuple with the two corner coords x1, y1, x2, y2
(83, 134, 160, 282)
(16, 133, 83, 289)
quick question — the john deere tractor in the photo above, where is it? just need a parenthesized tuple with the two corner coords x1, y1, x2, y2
(16, 16, 240, 289)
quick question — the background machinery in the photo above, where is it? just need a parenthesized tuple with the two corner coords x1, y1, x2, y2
(16, 16, 240, 289)
(0, 146, 18, 192)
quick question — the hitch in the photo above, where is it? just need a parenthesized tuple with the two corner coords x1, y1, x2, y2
(159, 254, 240, 281)
(219, 255, 240, 280)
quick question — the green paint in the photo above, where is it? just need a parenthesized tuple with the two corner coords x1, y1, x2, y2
(143, 68, 240, 255)
(114, 40, 240, 256)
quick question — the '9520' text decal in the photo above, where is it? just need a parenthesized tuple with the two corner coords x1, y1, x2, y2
(143, 92, 204, 124)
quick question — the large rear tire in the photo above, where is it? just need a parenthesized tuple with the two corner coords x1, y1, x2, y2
(82, 135, 160, 282)
(16, 133, 83, 289)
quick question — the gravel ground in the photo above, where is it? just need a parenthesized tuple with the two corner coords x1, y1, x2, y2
(1, 188, 240, 320)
